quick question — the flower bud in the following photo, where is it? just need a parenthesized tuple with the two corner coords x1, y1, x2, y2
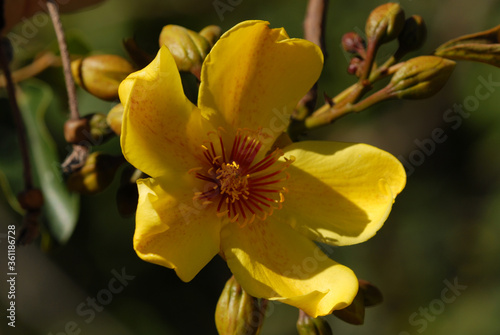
(365, 3, 405, 44)
(106, 103, 124, 136)
(66, 152, 123, 195)
(434, 25, 500, 67)
(199, 25, 222, 47)
(397, 15, 427, 55)
(341, 32, 366, 55)
(296, 310, 333, 335)
(71, 55, 134, 101)
(64, 118, 91, 144)
(215, 276, 267, 335)
(332, 288, 365, 325)
(17, 188, 44, 211)
(86, 113, 113, 144)
(159, 25, 211, 76)
(388, 55, 456, 99)
(347, 57, 364, 76)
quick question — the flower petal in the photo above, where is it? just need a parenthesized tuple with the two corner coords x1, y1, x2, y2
(133, 177, 221, 282)
(120, 46, 212, 178)
(221, 219, 358, 317)
(276, 141, 405, 246)
(199, 20, 323, 147)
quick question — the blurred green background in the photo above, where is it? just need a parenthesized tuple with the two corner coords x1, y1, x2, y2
(2, 0, 500, 334)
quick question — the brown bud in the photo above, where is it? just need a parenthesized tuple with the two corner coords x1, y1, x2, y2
(64, 118, 91, 144)
(296, 310, 333, 335)
(199, 25, 222, 47)
(388, 55, 456, 99)
(17, 188, 44, 211)
(159, 25, 211, 76)
(397, 15, 427, 55)
(341, 32, 366, 55)
(71, 55, 134, 101)
(365, 3, 405, 44)
(348, 57, 364, 76)
(106, 103, 124, 136)
(66, 152, 122, 195)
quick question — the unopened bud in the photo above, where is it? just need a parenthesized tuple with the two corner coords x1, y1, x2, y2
(106, 103, 124, 136)
(159, 25, 211, 77)
(17, 188, 44, 211)
(199, 25, 222, 47)
(365, 3, 405, 44)
(64, 118, 91, 144)
(341, 32, 366, 56)
(71, 55, 134, 101)
(332, 288, 365, 325)
(66, 152, 122, 195)
(296, 310, 333, 335)
(85, 113, 113, 144)
(347, 57, 364, 76)
(397, 15, 427, 55)
(388, 55, 455, 99)
(434, 24, 500, 67)
(215, 276, 267, 335)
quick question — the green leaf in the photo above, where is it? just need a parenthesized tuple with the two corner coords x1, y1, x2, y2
(18, 79, 80, 244)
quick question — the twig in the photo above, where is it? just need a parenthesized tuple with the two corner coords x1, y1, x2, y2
(0, 39, 33, 190)
(294, 0, 329, 123)
(303, 0, 329, 57)
(0, 52, 60, 87)
(46, 0, 79, 121)
(46, 0, 89, 172)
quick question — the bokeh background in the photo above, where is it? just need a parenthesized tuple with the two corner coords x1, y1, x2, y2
(1, 0, 500, 334)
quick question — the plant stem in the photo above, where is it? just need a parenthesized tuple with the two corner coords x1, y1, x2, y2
(46, 0, 80, 121)
(0, 39, 33, 190)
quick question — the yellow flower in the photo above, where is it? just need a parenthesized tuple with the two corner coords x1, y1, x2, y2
(119, 20, 406, 318)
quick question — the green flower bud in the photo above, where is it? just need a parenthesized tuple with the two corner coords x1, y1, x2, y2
(199, 25, 222, 47)
(66, 152, 123, 195)
(296, 310, 333, 335)
(106, 103, 124, 136)
(71, 55, 134, 101)
(388, 55, 456, 99)
(159, 25, 211, 77)
(397, 15, 427, 55)
(434, 24, 500, 68)
(86, 113, 114, 143)
(332, 288, 365, 325)
(215, 276, 267, 335)
(365, 3, 405, 44)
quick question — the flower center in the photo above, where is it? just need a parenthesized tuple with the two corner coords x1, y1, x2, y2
(190, 129, 293, 226)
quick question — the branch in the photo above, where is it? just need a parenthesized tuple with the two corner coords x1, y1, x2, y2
(0, 39, 33, 190)
(46, 0, 80, 121)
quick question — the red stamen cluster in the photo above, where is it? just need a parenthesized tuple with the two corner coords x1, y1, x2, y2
(191, 130, 292, 226)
